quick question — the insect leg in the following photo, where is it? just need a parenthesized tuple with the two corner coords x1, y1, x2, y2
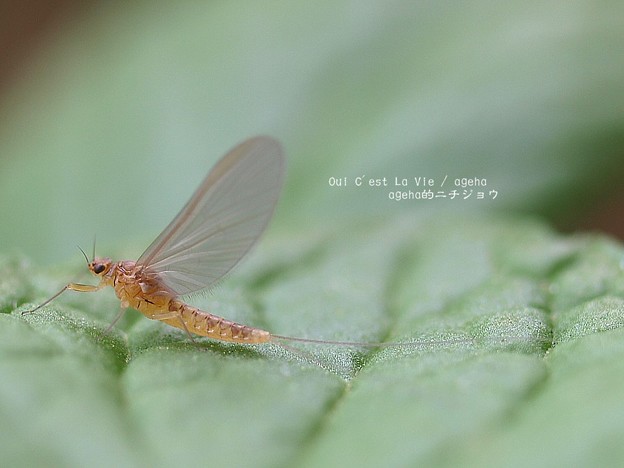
(176, 316, 197, 344)
(150, 310, 197, 344)
(149, 311, 179, 320)
(23, 282, 104, 315)
(105, 306, 129, 333)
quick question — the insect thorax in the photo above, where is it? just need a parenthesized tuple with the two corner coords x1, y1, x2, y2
(111, 261, 174, 311)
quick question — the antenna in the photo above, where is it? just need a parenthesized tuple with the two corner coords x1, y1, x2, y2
(77, 245, 89, 265)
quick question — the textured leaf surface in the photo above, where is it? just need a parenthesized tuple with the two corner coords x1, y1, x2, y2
(3, 216, 624, 467)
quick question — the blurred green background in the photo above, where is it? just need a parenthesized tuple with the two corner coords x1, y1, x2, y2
(1, 0, 623, 264)
(2, 1, 624, 467)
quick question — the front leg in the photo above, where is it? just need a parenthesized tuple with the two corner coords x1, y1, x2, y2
(23, 282, 105, 315)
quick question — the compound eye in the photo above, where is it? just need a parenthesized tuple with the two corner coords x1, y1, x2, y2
(93, 264, 106, 274)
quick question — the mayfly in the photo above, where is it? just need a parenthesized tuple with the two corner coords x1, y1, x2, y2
(26, 136, 288, 345)
(26, 136, 392, 351)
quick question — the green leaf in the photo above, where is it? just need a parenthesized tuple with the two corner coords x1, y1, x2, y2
(3, 215, 624, 467)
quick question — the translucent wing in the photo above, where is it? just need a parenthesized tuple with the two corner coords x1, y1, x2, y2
(136, 136, 285, 296)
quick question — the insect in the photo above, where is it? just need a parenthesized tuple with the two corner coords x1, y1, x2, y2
(26, 136, 289, 345)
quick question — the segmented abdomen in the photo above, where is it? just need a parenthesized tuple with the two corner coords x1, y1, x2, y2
(165, 300, 271, 344)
